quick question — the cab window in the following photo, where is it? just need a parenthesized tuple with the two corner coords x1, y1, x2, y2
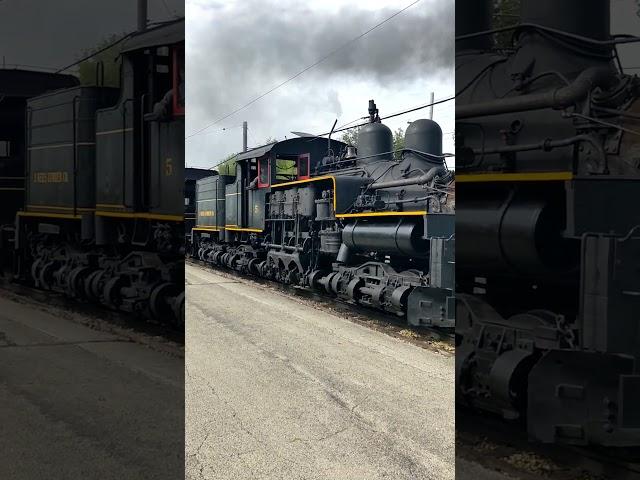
(275, 157, 296, 182)
(172, 44, 185, 116)
(298, 153, 310, 179)
(258, 157, 270, 187)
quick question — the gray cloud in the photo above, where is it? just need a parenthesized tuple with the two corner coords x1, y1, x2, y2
(186, 0, 455, 166)
(188, 0, 452, 85)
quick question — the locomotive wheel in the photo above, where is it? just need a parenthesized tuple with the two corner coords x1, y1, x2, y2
(248, 258, 261, 276)
(103, 276, 125, 309)
(38, 261, 57, 291)
(67, 267, 91, 299)
(320, 272, 338, 294)
(173, 291, 185, 328)
(227, 253, 240, 270)
(256, 260, 268, 277)
(149, 282, 179, 323)
(54, 265, 71, 293)
(85, 269, 106, 302)
(307, 270, 325, 289)
(212, 251, 223, 265)
(390, 285, 412, 311)
(369, 284, 386, 308)
(329, 272, 342, 295)
(346, 277, 364, 303)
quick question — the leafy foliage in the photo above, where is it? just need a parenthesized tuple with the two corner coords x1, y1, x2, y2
(217, 153, 238, 176)
(392, 128, 405, 160)
(78, 33, 125, 87)
(493, 0, 521, 50)
(341, 127, 359, 147)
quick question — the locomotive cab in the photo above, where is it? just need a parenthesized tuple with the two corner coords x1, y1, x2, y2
(14, 19, 187, 325)
(95, 18, 185, 225)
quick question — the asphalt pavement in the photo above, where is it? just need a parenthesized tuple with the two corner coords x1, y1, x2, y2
(185, 264, 455, 480)
(0, 291, 184, 480)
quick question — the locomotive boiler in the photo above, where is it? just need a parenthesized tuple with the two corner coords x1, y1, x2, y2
(1, 19, 188, 326)
(455, 0, 640, 445)
(191, 101, 455, 327)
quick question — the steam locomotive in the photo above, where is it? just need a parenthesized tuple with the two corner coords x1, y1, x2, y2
(0, 19, 187, 326)
(456, 0, 640, 445)
(190, 101, 455, 328)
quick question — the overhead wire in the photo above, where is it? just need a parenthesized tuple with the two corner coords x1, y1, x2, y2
(207, 97, 455, 172)
(309, 96, 455, 139)
(54, 17, 184, 73)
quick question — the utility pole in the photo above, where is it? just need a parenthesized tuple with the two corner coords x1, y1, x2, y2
(137, 0, 148, 32)
(242, 121, 248, 152)
(429, 91, 435, 120)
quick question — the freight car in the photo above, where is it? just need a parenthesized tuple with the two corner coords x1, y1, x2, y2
(1, 19, 187, 326)
(455, 0, 640, 445)
(191, 101, 455, 327)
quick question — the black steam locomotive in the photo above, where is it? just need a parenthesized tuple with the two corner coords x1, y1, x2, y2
(0, 19, 187, 326)
(190, 101, 455, 327)
(456, 0, 640, 445)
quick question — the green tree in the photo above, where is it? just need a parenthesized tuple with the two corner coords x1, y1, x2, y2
(392, 127, 405, 160)
(217, 152, 238, 176)
(341, 127, 359, 147)
(493, 0, 521, 50)
(78, 33, 125, 87)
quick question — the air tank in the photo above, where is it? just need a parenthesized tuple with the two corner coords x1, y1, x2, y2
(357, 122, 393, 163)
(404, 119, 443, 163)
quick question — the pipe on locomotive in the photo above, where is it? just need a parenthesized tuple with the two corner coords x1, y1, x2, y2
(456, 66, 616, 119)
(467, 134, 606, 168)
(370, 165, 446, 190)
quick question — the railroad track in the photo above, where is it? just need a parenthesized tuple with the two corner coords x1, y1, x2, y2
(187, 258, 454, 352)
(457, 407, 640, 480)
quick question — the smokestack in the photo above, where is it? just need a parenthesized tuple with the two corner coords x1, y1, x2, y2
(137, 0, 148, 32)
(242, 121, 247, 152)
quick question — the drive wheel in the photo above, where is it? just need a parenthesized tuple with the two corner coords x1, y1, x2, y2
(150, 282, 179, 323)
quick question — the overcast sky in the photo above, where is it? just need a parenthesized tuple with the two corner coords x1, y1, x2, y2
(185, 0, 456, 169)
